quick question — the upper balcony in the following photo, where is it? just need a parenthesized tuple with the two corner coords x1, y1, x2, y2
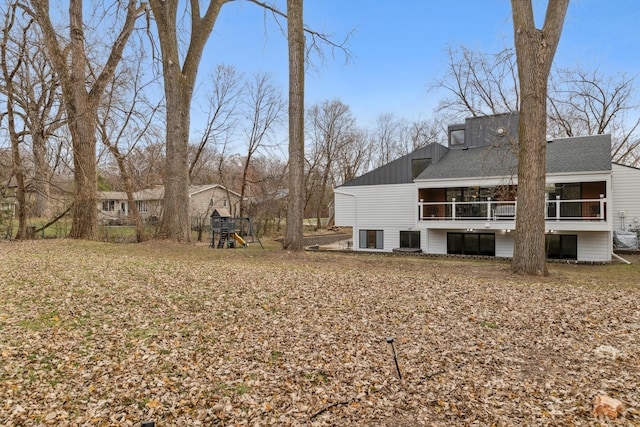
(418, 182, 610, 231)
(418, 181, 611, 231)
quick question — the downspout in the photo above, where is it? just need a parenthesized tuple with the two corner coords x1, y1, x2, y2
(350, 193, 358, 249)
(612, 252, 632, 265)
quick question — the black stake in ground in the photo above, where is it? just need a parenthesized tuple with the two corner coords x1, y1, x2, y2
(141, 422, 155, 427)
(386, 337, 402, 380)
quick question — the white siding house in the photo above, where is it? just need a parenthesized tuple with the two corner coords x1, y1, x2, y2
(335, 184, 417, 249)
(334, 113, 640, 263)
(611, 163, 640, 233)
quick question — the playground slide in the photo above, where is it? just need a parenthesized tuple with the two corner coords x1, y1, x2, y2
(230, 232, 247, 246)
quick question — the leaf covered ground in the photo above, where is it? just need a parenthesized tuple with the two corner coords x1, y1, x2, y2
(1, 240, 639, 426)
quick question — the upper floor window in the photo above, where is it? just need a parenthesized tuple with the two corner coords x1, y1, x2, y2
(411, 158, 432, 179)
(449, 129, 465, 146)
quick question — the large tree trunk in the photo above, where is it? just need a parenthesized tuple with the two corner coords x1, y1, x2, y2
(65, 0, 97, 239)
(149, 0, 225, 242)
(32, 0, 141, 240)
(157, 68, 193, 241)
(510, 0, 568, 275)
(512, 102, 547, 274)
(68, 116, 98, 239)
(284, 0, 305, 250)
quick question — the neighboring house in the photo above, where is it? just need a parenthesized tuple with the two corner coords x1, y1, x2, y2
(97, 184, 241, 225)
(3, 176, 72, 218)
(0, 197, 15, 219)
(131, 185, 166, 224)
(98, 191, 130, 224)
(188, 184, 241, 223)
(1, 180, 17, 218)
(334, 113, 640, 262)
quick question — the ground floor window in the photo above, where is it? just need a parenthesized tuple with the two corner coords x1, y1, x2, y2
(546, 234, 577, 260)
(359, 229, 383, 249)
(400, 230, 420, 249)
(137, 200, 148, 213)
(102, 200, 115, 212)
(447, 232, 495, 256)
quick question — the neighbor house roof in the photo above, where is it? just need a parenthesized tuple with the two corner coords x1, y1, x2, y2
(189, 184, 241, 198)
(134, 186, 165, 201)
(415, 134, 612, 181)
(98, 184, 242, 202)
(98, 191, 128, 200)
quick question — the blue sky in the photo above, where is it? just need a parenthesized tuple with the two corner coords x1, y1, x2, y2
(197, 0, 640, 130)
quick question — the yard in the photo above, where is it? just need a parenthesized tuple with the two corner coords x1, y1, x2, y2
(1, 240, 639, 426)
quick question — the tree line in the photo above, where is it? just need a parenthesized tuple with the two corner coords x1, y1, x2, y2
(0, 0, 324, 245)
(0, 0, 448, 242)
(1, 1, 638, 273)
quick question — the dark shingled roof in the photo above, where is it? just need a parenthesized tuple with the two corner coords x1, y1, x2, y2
(546, 135, 612, 173)
(415, 134, 611, 181)
(337, 111, 612, 188)
(416, 142, 516, 180)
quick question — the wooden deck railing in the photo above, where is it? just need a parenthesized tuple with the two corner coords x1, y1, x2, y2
(419, 195, 606, 221)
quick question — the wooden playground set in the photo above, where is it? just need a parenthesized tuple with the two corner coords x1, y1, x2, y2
(209, 208, 263, 249)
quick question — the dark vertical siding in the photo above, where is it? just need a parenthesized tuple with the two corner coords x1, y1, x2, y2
(341, 144, 445, 187)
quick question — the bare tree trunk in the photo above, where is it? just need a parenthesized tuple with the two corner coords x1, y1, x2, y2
(284, 0, 305, 250)
(2, 3, 28, 239)
(96, 40, 159, 243)
(31, 0, 142, 240)
(32, 129, 51, 218)
(238, 72, 284, 217)
(6, 5, 62, 219)
(149, 0, 226, 242)
(159, 83, 192, 241)
(315, 155, 333, 231)
(68, 107, 98, 239)
(239, 157, 251, 217)
(9, 122, 28, 240)
(102, 134, 148, 242)
(314, 171, 331, 231)
(46, 0, 96, 238)
(510, 0, 568, 275)
(124, 189, 147, 243)
(0, 5, 27, 240)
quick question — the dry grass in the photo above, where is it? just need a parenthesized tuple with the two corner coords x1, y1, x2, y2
(1, 239, 639, 426)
